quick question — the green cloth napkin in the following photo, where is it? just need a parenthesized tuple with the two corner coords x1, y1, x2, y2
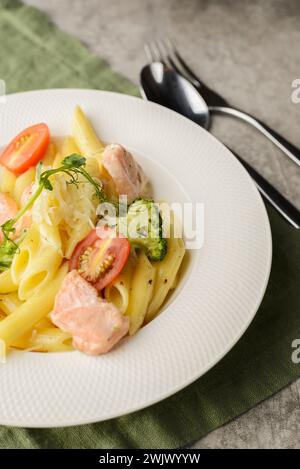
(0, 0, 299, 449)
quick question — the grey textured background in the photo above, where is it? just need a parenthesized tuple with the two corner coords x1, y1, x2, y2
(23, 0, 300, 449)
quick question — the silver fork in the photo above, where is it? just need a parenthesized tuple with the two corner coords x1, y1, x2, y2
(141, 39, 300, 228)
(146, 38, 300, 169)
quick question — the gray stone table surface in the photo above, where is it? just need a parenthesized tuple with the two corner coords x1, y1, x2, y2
(23, 0, 300, 449)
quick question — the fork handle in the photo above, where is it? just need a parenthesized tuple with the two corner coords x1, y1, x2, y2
(210, 106, 300, 168)
(228, 148, 300, 229)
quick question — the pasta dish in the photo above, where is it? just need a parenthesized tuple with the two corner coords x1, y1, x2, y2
(0, 106, 185, 359)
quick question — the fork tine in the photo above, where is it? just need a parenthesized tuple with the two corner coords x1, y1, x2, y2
(155, 37, 196, 83)
(145, 37, 201, 89)
(165, 38, 201, 87)
(144, 41, 165, 64)
(155, 38, 177, 70)
(144, 44, 155, 63)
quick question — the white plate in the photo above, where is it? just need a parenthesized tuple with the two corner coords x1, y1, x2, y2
(0, 89, 272, 427)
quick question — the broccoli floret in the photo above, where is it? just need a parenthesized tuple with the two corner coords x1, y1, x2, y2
(126, 198, 167, 261)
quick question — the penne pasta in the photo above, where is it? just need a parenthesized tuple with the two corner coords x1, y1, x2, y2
(17, 245, 62, 301)
(0, 292, 23, 315)
(145, 237, 185, 323)
(126, 252, 155, 335)
(0, 264, 67, 352)
(105, 255, 135, 313)
(52, 151, 63, 169)
(72, 105, 105, 156)
(13, 167, 36, 204)
(41, 142, 56, 167)
(10, 224, 40, 284)
(0, 269, 18, 294)
(12, 327, 72, 353)
(53, 136, 80, 168)
(61, 136, 79, 157)
(72, 105, 108, 177)
(35, 317, 54, 329)
(11, 223, 62, 300)
(0, 166, 16, 198)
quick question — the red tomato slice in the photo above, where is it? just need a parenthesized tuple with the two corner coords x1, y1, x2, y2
(69, 228, 130, 291)
(0, 123, 50, 174)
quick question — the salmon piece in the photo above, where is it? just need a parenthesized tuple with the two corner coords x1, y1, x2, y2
(52, 269, 99, 314)
(0, 184, 34, 244)
(102, 144, 149, 203)
(51, 270, 129, 355)
(0, 193, 19, 243)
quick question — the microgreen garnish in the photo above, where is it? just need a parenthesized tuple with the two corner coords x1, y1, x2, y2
(0, 154, 106, 272)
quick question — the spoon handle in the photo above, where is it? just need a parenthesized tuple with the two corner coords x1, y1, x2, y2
(210, 106, 300, 168)
(228, 148, 300, 229)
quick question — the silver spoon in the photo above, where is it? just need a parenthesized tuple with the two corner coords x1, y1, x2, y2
(145, 39, 300, 169)
(140, 61, 300, 228)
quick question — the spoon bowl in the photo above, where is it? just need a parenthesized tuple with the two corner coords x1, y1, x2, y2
(140, 62, 210, 129)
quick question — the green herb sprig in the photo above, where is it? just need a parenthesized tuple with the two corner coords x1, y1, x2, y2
(0, 154, 106, 272)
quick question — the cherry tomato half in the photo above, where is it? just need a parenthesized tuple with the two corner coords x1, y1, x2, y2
(69, 228, 130, 291)
(0, 123, 50, 174)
